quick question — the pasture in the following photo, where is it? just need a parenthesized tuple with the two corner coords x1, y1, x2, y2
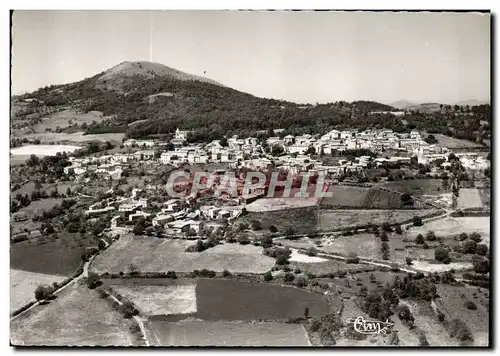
(457, 188, 484, 209)
(194, 278, 330, 321)
(105, 279, 197, 316)
(11, 233, 99, 276)
(381, 179, 446, 196)
(434, 284, 489, 345)
(318, 209, 434, 231)
(145, 320, 310, 346)
(91, 236, 275, 274)
(10, 269, 63, 313)
(318, 233, 380, 259)
(31, 110, 107, 133)
(16, 132, 125, 143)
(10, 284, 140, 346)
(321, 185, 405, 209)
(434, 134, 484, 149)
(238, 207, 318, 235)
(10, 145, 81, 157)
(407, 216, 490, 245)
(245, 197, 319, 212)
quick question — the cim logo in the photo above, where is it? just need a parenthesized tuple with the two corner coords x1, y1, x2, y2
(346, 316, 395, 335)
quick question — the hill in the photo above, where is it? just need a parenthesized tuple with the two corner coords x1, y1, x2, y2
(11, 61, 491, 144)
(96, 61, 223, 92)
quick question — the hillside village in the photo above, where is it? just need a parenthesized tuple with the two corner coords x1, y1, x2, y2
(9, 10, 491, 348)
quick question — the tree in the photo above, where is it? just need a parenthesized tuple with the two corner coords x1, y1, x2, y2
(381, 222, 392, 232)
(473, 258, 489, 274)
(304, 307, 310, 319)
(251, 220, 262, 231)
(380, 231, 389, 242)
(458, 232, 468, 241)
(133, 224, 145, 236)
(87, 272, 101, 289)
(34, 285, 52, 301)
(406, 257, 413, 266)
(435, 246, 451, 264)
(397, 305, 414, 327)
(271, 145, 284, 156)
(284, 272, 295, 282)
(128, 263, 138, 275)
(219, 137, 228, 147)
(463, 240, 477, 254)
(269, 225, 278, 233)
(413, 216, 423, 226)
(469, 232, 482, 243)
(426, 231, 437, 241)
(263, 271, 273, 281)
(415, 233, 425, 244)
(476, 244, 488, 256)
(394, 224, 402, 235)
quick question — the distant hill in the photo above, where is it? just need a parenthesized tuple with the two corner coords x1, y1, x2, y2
(454, 99, 489, 107)
(11, 61, 490, 144)
(389, 100, 415, 110)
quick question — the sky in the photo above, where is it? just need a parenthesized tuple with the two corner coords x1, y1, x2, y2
(11, 10, 490, 104)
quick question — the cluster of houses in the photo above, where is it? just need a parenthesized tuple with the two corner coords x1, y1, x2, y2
(62, 128, 489, 185)
(84, 186, 243, 238)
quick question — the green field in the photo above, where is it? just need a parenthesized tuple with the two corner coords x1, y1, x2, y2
(11, 233, 98, 276)
(145, 320, 310, 346)
(91, 236, 275, 274)
(10, 284, 141, 346)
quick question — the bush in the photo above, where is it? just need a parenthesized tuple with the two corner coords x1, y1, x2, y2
(166, 271, 177, 279)
(346, 252, 359, 264)
(397, 305, 414, 327)
(284, 272, 295, 283)
(380, 231, 389, 242)
(34, 285, 52, 301)
(426, 231, 437, 241)
(469, 232, 482, 243)
(476, 244, 488, 256)
(120, 300, 139, 319)
(463, 240, 477, 254)
(307, 247, 318, 256)
(222, 269, 231, 277)
(449, 319, 474, 342)
(269, 225, 278, 233)
(381, 222, 392, 232)
(458, 232, 468, 241)
(394, 224, 402, 235)
(295, 276, 307, 288)
(413, 216, 423, 226)
(415, 234, 425, 244)
(263, 271, 273, 281)
(435, 246, 451, 264)
(464, 301, 477, 310)
(294, 267, 302, 274)
(310, 319, 322, 332)
(87, 272, 101, 289)
(406, 257, 413, 266)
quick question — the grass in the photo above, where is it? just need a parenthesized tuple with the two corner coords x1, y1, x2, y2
(31, 109, 107, 134)
(407, 216, 490, 245)
(318, 233, 380, 259)
(10, 284, 140, 346)
(145, 320, 310, 346)
(434, 284, 489, 343)
(91, 236, 275, 274)
(10, 269, 64, 313)
(238, 207, 318, 236)
(107, 282, 197, 316)
(16, 132, 125, 143)
(321, 185, 405, 209)
(318, 209, 435, 231)
(457, 188, 484, 209)
(434, 134, 484, 149)
(380, 179, 446, 196)
(11, 233, 99, 276)
(194, 278, 330, 321)
(246, 197, 320, 212)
